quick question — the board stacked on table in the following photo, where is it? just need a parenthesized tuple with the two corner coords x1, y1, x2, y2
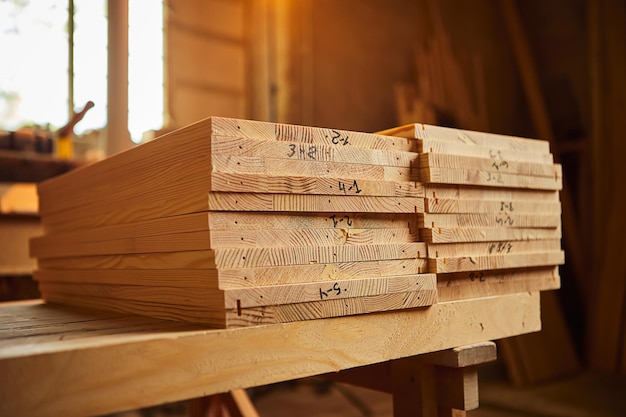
(30, 117, 436, 327)
(378, 123, 564, 302)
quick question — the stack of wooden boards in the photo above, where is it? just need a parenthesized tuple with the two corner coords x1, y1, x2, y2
(377, 123, 564, 302)
(30, 117, 437, 327)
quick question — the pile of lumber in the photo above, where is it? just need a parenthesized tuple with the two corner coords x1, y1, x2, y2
(377, 123, 564, 302)
(30, 117, 438, 328)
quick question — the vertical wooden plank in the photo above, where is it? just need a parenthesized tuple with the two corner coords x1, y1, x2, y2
(391, 358, 438, 417)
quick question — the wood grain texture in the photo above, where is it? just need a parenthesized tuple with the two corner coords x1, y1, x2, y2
(209, 171, 421, 197)
(39, 286, 438, 327)
(419, 213, 561, 229)
(423, 184, 559, 202)
(428, 251, 565, 273)
(31, 227, 419, 259)
(211, 153, 417, 182)
(420, 226, 561, 243)
(424, 198, 561, 214)
(37, 242, 429, 270)
(379, 123, 550, 153)
(437, 267, 560, 302)
(420, 153, 561, 178)
(0, 293, 540, 417)
(427, 239, 562, 258)
(38, 273, 437, 309)
(211, 136, 419, 168)
(421, 166, 562, 190)
(211, 117, 418, 152)
(208, 193, 425, 213)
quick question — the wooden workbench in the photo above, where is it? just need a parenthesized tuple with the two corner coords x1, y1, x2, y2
(0, 292, 540, 417)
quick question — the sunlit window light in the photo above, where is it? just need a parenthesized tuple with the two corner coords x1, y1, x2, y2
(0, 0, 68, 131)
(128, 0, 164, 143)
(73, 0, 107, 134)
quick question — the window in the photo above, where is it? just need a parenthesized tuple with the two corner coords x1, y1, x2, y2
(0, 0, 163, 146)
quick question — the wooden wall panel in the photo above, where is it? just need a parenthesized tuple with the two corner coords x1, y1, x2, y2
(166, 0, 247, 128)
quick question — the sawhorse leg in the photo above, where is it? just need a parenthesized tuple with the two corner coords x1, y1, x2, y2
(329, 341, 497, 417)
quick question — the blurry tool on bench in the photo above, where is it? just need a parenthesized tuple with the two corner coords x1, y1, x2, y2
(56, 101, 94, 159)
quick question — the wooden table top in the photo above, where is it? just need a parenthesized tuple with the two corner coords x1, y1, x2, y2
(0, 292, 540, 417)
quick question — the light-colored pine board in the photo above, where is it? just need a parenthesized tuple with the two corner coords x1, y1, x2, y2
(34, 259, 429, 288)
(39, 286, 437, 328)
(420, 153, 561, 178)
(208, 193, 425, 213)
(37, 118, 215, 215)
(428, 250, 565, 273)
(34, 269, 220, 288)
(212, 242, 428, 268)
(420, 226, 561, 243)
(418, 213, 561, 229)
(415, 139, 554, 163)
(437, 266, 560, 302)
(41, 194, 424, 234)
(427, 239, 562, 259)
(378, 123, 550, 153)
(207, 211, 417, 231)
(211, 154, 417, 182)
(418, 341, 498, 368)
(41, 184, 210, 233)
(0, 293, 541, 417)
(421, 167, 562, 190)
(424, 184, 559, 202)
(37, 243, 429, 271)
(425, 198, 561, 214)
(31, 227, 418, 259)
(37, 250, 219, 271)
(211, 136, 419, 168)
(39, 273, 437, 310)
(210, 171, 421, 197)
(211, 117, 418, 152)
(225, 273, 436, 308)
(223, 290, 437, 328)
(40, 290, 228, 327)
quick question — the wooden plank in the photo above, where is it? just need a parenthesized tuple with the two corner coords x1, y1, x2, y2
(420, 226, 561, 243)
(378, 123, 550, 153)
(437, 267, 560, 302)
(424, 184, 559, 202)
(211, 154, 417, 182)
(425, 198, 561, 214)
(387, 138, 554, 164)
(224, 273, 436, 308)
(41, 194, 424, 234)
(35, 212, 416, 247)
(211, 136, 419, 168)
(420, 153, 561, 178)
(209, 171, 422, 197)
(35, 259, 429, 287)
(210, 117, 418, 152)
(38, 243, 429, 270)
(427, 239, 562, 259)
(209, 193, 425, 213)
(38, 273, 437, 310)
(418, 213, 561, 229)
(40, 288, 438, 328)
(212, 242, 428, 268)
(31, 227, 419, 259)
(417, 341, 497, 368)
(420, 167, 562, 190)
(205, 211, 417, 231)
(0, 293, 541, 417)
(428, 251, 565, 273)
